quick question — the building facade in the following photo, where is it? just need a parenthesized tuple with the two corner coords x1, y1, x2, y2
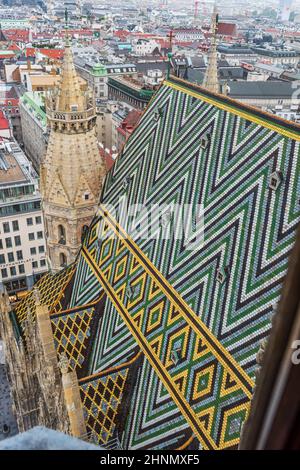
(108, 76, 155, 109)
(227, 81, 300, 122)
(0, 140, 47, 299)
(19, 92, 48, 171)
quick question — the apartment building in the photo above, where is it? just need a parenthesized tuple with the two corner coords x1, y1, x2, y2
(19, 91, 48, 171)
(0, 139, 47, 300)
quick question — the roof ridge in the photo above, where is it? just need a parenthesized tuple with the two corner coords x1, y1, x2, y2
(167, 75, 300, 139)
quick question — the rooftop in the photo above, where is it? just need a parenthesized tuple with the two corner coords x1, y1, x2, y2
(166, 76, 300, 140)
(0, 140, 38, 191)
(227, 80, 297, 99)
(0, 151, 27, 185)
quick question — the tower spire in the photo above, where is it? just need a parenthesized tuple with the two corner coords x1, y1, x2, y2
(41, 31, 107, 272)
(203, 5, 220, 94)
(56, 41, 85, 112)
(55, 9, 84, 112)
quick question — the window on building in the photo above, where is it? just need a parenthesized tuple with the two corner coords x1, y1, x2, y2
(16, 250, 23, 260)
(8, 252, 14, 262)
(30, 247, 37, 255)
(0, 240, 2, 249)
(14, 235, 21, 246)
(3, 222, 10, 233)
(0, 254, 5, 264)
(1, 268, 7, 278)
(38, 245, 45, 253)
(5, 238, 12, 248)
(19, 264, 25, 274)
(28, 233, 35, 241)
(32, 261, 38, 269)
(35, 216, 42, 224)
(3, 281, 11, 291)
(37, 231, 43, 239)
(10, 266, 16, 276)
(27, 217, 33, 226)
(12, 220, 19, 231)
(59, 253, 67, 267)
(40, 259, 46, 267)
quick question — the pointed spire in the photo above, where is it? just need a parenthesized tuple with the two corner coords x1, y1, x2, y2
(203, 5, 219, 94)
(56, 41, 85, 113)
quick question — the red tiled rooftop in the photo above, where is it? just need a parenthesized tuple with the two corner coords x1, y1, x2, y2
(99, 147, 115, 171)
(217, 22, 237, 36)
(26, 47, 64, 59)
(123, 110, 142, 127)
(0, 111, 10, 130)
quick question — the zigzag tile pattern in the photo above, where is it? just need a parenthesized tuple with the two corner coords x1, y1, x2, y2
(73, 78, 300, 449)
(69, 224, 104, 308)
(51, 306, 95, 370)
(81, 215, 252, 449)
(14, 264, 76, 326)
(80, 368, 129, 446)
(15, 78, 300, 449)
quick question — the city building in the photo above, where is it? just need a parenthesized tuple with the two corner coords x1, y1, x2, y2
(73, 57, 138, 146)
(115, 108, 141, 151)
(0, 110, 11, 140)
(251, 45, 300, 66)
(74, 56, 138, 101)
(227, 81, 300, 121)
(131, 38, 161, 56)
(0, 139, 47, 299)
(74, 61, 108, 100)
(0, 83, 22, 144)
(95, 100, 119, 150)
(19, 92, 48, 171)
(108, 75, 155, 109)
(218, 44, 257, 66)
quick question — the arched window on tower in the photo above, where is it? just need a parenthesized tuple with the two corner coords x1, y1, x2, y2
(59, 253, 67, 268)
(58, 224, 66, 245)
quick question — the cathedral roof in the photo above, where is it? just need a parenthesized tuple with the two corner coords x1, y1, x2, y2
(13, 76, 300, 449)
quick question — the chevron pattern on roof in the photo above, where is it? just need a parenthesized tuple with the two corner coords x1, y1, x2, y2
(16, 77, 300, 450)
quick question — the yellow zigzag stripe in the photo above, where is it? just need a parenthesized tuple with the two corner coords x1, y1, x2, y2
(165, 79, 300, 142)
(98, 205, 254, 395)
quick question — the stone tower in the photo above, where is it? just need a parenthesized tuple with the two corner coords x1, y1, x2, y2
(40, 40, 106, 271)
(203, 6, 220, 94)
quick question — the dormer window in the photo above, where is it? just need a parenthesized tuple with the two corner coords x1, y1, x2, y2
(84, 193, 89, 200)
(200, 134, 211, 149)
(122, 176, 131, 190)
(216, 266, 230, 285)
(153, 107, 163, 122)
(269, 171, 283, 191)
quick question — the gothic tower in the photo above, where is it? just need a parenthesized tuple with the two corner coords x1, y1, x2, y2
(203, 6, 220, 94)
(40, 40, 106, 272)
